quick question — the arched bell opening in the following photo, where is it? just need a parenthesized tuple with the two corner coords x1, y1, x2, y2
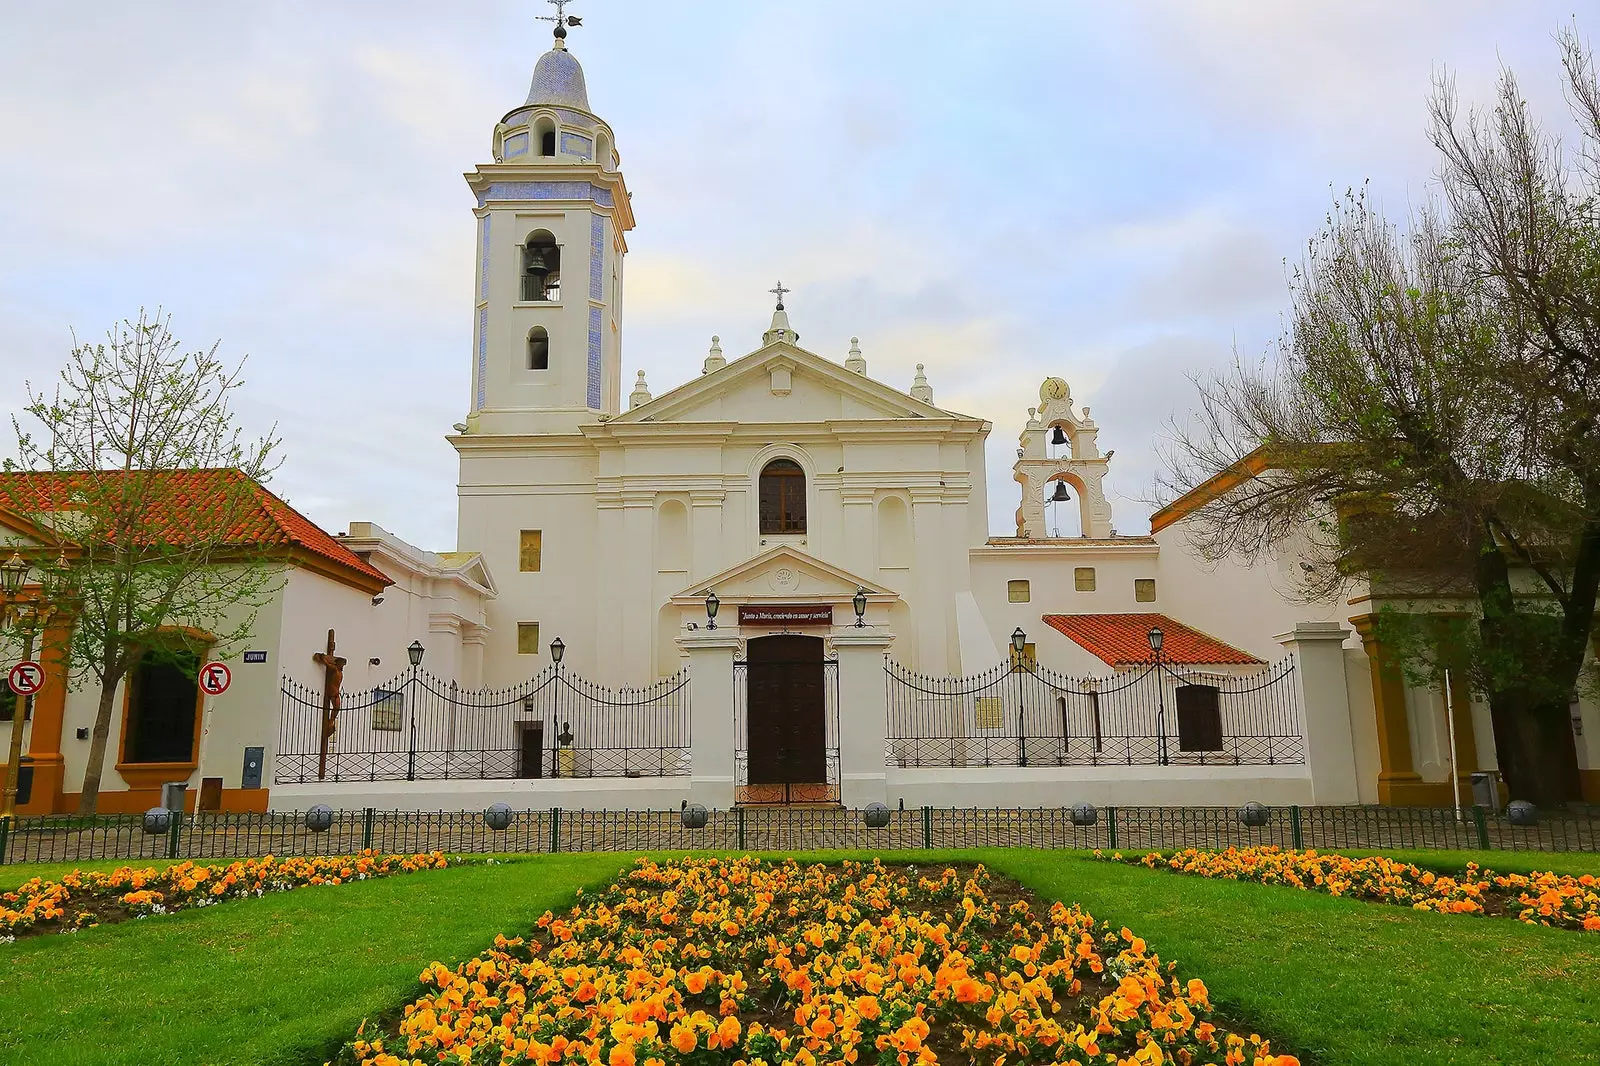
(522, 230, 561, 302)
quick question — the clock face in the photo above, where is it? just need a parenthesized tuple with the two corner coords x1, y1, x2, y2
(1040, 377, 1069, 403)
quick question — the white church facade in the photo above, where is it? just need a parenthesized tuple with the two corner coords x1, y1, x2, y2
(5, 20, 1598, 815)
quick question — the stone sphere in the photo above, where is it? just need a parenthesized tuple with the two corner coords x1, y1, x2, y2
(681, 803, 709, 829)
(304, 804, 335, 833)
(1506, 799, 1539, 826)
(142, 806, 172, 835)
(484, 802, 514, 831)
(1069, 803, 1098, 827)
(863, 802, 891, 829)
(1238, 801, 1271, 827)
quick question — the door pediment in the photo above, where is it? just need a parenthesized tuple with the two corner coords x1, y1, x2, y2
(668, 545, 892, 606)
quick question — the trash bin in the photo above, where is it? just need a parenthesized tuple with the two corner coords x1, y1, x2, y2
(14, 755, 33, 807)
(160, 781, 188, 813)
(1470, 771, 1498, 810)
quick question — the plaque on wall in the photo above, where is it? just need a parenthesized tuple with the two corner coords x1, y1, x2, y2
(737, 603, 834, 626)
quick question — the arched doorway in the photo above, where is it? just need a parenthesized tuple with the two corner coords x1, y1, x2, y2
(737, 634, 836, 804)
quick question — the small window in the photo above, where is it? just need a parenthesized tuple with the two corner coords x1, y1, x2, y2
(1007, 579, 1030, 603)
(540, 129, 557, 156)
(1135, 578, 1156, 603)
(520, 530, 542, 572)
(758, 458, 806, 534)
(517, 622, 541, 655)
(528, 327, 550, 370)
(0, 687, 26, 722)
(1009, 642, 1037, 672)
(1176, 684, 1224, 752)
(1074, 567, 1096, 592)
(974, 696, 1004, 730)
(370, 688, 403, 732)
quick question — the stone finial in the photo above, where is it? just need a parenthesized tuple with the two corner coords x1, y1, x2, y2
(910, 363, 933, 404)
(703, 335, 726, 374)
(629, 369, 652, 410)
(844, 336, 867, 375)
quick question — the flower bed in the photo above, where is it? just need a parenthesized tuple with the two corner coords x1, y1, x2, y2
(337, 856, 1298, 1066)
(1097, 847, 1600, 932)
(1, 851, 455, 941)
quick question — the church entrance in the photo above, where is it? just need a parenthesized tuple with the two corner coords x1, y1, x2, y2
(735, 634, 838, 804)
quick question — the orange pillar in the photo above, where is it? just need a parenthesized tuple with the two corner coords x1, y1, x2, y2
(1351, 614, 1428, 805)
(20, 610, 71, 814)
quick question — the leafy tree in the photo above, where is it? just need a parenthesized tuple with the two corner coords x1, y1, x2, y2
(4, 310, 281, 814)
(1160, 28, 1600, 806)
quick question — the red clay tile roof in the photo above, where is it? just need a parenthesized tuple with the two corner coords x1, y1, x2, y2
(1041, 612, 1263, 667)
(0, 469, 390, 589)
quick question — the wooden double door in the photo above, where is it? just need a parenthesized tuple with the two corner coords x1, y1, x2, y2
(746, 635, 828, 790)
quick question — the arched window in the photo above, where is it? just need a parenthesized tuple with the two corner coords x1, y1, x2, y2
(877, 495, 910, 568)
(534, 116, 557, 157)
(758, 458, 806, 534)
(658, 499, 689, 573)
(527, 326, 550, 370)
(522, 230, 560, 302)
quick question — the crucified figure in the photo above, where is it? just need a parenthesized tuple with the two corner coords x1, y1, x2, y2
(312, 629, 347, 780)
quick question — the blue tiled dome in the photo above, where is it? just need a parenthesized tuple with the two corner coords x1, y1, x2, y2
(525, 47, 589, 110)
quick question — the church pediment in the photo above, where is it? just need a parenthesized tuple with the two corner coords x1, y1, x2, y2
(667, 545, 893, 607)
(610, 343, 956, 425)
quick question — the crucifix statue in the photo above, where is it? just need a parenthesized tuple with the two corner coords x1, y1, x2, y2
(312, 629, 346, 781)
(769, 280, 790, 310)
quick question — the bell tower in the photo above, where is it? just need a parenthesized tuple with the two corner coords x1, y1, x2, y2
(461, 3, 634, 435)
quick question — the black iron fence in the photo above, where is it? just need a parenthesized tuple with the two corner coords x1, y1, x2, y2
(885, 657, 1304, 768)
(277, 665, 691, 784)
(2, 804, 1594, 865)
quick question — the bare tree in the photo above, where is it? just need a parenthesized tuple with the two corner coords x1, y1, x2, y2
(3, 310, 282, 814)
(1160, 27, 1600, 805)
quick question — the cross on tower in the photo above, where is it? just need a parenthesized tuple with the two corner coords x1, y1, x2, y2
(769, 280, 790, 310)
(538, 0, 584, 38)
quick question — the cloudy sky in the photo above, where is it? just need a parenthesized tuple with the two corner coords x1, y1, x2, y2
(0, 1, 1586, 548)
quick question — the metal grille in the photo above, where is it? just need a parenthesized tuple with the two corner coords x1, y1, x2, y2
(884, 656, 1303, 768)
(276, 666, 690, 783)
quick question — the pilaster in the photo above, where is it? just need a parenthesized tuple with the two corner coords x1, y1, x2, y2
(832, 629, 894, 807)
(676, 629, 742, 808)
(1350, 614, 1427, 805)
(1275, 621, 1360, 805)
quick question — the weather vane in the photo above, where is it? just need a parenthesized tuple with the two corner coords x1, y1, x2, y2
(769, 280, 790, 310)
(538, 0, 584, 40)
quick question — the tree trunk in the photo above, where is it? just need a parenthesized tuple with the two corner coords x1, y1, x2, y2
(1475, 541, 1584, 805)
(1486, 691, 1583, 806)
(75, 677, 123, 816)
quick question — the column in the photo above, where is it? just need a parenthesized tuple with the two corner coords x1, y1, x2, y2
(689, 491, 724, 585)
(1350, 614, 1425, 805)
(909, 488, 948, 674)
(1275, 621, 1360, 804)
(833, 629, 894, 808)
(839, 487, 876, 579)
(22, 611, 73, 814)
(676, 628, 742, 808)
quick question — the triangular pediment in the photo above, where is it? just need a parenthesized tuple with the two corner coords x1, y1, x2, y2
(668, 545, 894, 606)
(612, 342, 965, 425)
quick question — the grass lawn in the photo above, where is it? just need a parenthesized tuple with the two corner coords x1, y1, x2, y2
(0, 854, 629, 1066)
(5, 848, 1597, 1066)
(993, 852, 1600, 1066)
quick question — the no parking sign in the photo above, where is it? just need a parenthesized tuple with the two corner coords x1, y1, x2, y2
(7, 661, 43, 696)
(199, 661, 232, 696)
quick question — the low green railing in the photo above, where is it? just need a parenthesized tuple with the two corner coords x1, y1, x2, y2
(0, 803, 1595, 865)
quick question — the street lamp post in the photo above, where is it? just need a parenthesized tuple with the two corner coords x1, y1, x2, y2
(549, 637, 565, 778)
(853, 586, 868, 628)
(1, 553, 32, 820)
(704, 590, 720, 631)
(1011, 626, 1029, 768)
(1148, 626, 1168, 766)
(405, 640, 425, 781)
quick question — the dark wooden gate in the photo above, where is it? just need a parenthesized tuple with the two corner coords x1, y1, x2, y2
(737, 635, 837, 803)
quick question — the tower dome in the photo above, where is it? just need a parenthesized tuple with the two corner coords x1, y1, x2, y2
(525, 42, 590, 110)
